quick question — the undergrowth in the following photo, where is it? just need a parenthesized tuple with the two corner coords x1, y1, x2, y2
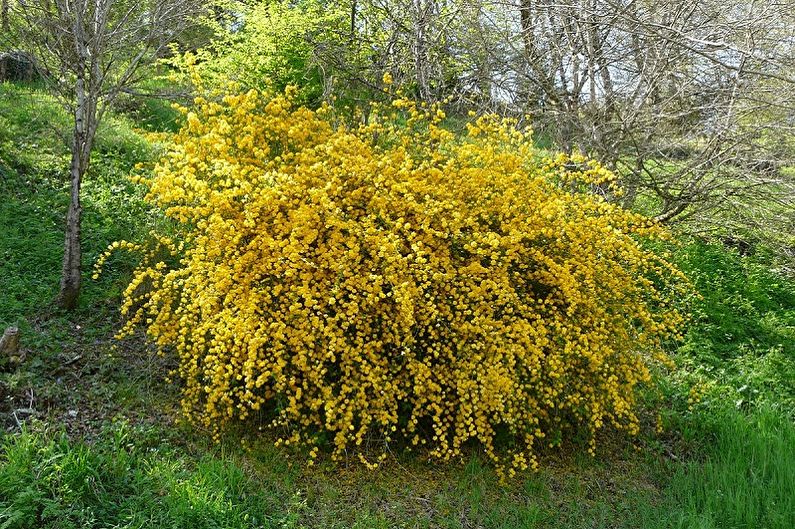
(0, 79, 793, 528)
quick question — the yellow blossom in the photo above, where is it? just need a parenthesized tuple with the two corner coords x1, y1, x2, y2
(111, 86, 690, 476)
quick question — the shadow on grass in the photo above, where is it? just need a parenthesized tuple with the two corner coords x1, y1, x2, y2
(1, 402, 793, 529)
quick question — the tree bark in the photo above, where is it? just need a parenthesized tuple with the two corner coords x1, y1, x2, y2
(412, 0, 432, 101)
(0, 327, 19, 355)
(56, 71, 93, 311)
(1, 0, 8, 33)
(350, 0, 357, 40)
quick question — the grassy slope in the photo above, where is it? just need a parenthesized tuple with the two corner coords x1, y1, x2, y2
(0, 81, 794, 528)
(0, 83, 160, 326)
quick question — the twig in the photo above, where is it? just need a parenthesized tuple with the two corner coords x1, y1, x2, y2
(63, 354, 83, 366)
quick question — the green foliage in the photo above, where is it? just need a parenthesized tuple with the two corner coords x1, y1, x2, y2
(111, 73, 184, 133)
(659, 405, 795, 529)
(638, 239, 795, 528)
(166, 1, 345, 106)
(3, 406, 793, 529)
(672, 240, 795, 414)
(677, 240, 794, 359)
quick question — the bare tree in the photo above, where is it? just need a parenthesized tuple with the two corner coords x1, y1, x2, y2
(319, 0, 794, 234)
(458, 0, 795, 230)
(5, 0, 205, 310)
(315, 0, 474, 104)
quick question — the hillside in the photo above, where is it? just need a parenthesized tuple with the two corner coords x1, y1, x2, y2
(0, 80, 793, 528)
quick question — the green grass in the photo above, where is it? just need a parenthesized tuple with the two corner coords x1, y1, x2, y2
(2, 404, 793, 528)
(110, 73, 184, 133)
(0, 79, 794, 529)
(0, 82, 164, 326)
(671, 240, 795, 415)
(0, 425, 302, 529)
(662, 406, 795, 529)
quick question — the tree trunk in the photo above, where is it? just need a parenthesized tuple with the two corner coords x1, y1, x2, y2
(1, 0, 8, 33)
(350, 0, 357, 40)
(56, 73, 93, 311)
(57, 145, 83, 310)
(412, 0, 431, 101)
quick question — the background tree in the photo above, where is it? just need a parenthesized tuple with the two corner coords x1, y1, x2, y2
(467, 0, 795, 227)
(309, 0, 794, 250)
(165, 0, 345, 106)
(4, 0, 205, 310)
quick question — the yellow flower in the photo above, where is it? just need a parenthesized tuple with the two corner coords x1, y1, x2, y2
(114, 85, 690, 477)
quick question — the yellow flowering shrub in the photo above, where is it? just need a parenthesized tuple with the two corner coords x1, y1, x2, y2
(107, 87, 687, 474)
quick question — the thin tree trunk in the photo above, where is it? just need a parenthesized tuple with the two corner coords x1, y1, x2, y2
(0, 0, 7, 82)
(1, 0, 8, 33)
(350, 0, 357, 40)
(412, 0, 431, 101)
(57, 73, 92, 310)
(58, 146, 84, 310)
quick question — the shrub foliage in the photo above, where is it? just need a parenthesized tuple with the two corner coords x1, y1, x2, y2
(108, 87, 687, 473)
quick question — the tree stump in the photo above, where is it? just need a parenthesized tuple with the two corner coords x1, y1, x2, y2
(0, 326, 23, 369)
(0, 50, 39, 83)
